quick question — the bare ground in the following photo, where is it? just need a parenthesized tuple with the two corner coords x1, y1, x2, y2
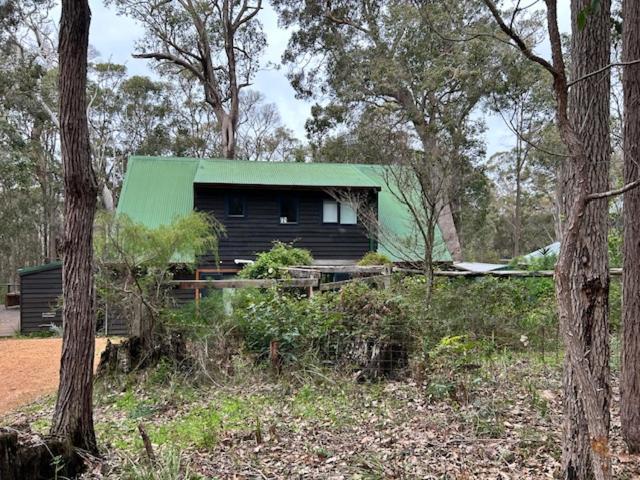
(0, 337, 110, 415)
(3, 354, 639, 479)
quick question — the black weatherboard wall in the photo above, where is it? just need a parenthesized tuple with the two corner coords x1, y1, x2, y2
(195, 185, 377, 269)
(19, 262, 128, 335)
(19, 263, 63, 334)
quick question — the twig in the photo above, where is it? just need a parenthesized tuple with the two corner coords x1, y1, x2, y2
(137, 423, 156, 465)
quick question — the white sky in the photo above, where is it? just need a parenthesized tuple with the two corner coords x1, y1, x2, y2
(82, 0, 572, 160)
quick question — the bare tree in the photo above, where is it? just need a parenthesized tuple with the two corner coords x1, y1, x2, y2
(621, 0, 640, 454)
(109, 0, 265, 159)
(50, 0, 99, 453)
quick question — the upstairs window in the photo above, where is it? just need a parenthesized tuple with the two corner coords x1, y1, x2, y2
(323, 200, 338, 223)
(227, 195, 245, 217)
(280, 197, 298, 224)
(323, 200, 358, 224)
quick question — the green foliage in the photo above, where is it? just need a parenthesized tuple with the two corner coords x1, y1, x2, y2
(610, 278, 622, 333)
(357, 252, 392, 266)
(526, 253, 557, 271)
(94, 211, 222, 340)
(237, 241, 313, 279)
(122, 449, 198, 480)
(232, 288, 341, 363)
(428, 335, 482, 369)
(337, 282, 416, 346)
(608, 229, 623, 268)
(95, 211, 222, 270)
(417, 276, 557, 352)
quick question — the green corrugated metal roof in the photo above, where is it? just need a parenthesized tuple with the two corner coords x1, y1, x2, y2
(117, 156, 452, 263)
(194, 158, 380, 188)
(117, 157, 199, 228)
(19, 261, 62, 276)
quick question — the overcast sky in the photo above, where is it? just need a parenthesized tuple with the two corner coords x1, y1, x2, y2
(82, 0, 571, 161)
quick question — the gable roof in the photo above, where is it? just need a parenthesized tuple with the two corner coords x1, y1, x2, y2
(117, 156, 452, 263)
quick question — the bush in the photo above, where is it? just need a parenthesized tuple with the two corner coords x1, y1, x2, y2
(237, 241, 313, 279)
(335, 282, 418, 379)
(163, 295, 242, 380)
(357, 252, 392, 266)
(411, 276, 557, 352)
(231, 282, 419, 379)
(232, 288, 341, 364)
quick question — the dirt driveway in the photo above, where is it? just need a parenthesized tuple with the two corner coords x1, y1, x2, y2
(0, 338, 110, 415)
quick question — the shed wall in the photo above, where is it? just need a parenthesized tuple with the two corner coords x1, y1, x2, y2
(20, 267, 63, 334)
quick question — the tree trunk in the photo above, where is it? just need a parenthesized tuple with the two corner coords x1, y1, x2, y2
(560, 1, 612, 478)
(514, 161, 522, 258)
(50, 0, 99, 454)
(621, 0, 640, 454)
(436, 202, 462, 261)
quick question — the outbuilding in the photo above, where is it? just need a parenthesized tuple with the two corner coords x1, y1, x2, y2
(18, 262, 127, 336)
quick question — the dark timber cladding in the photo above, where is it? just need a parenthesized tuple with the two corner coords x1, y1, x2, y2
(195, 185, 377, 269)
(19, 263, 63, 334)
(19, 262, 128, 335)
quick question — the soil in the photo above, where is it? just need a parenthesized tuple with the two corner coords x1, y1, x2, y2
(0, 338, 110, 415)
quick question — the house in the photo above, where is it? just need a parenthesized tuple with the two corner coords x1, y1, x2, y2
(15, 157, 455, 334)
(116, 156, 453, 279)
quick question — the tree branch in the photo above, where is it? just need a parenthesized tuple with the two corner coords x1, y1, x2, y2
(132, 51, 205, 82)
(587, 178, 640, 201)
(568, 59, 640, 87)
(482, 0, 557, 76)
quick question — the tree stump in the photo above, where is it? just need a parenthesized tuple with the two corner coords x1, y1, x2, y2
(0, 429, 85, 479)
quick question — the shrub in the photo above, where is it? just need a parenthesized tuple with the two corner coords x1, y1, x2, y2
(237, 241, 313, 279)
(232, 288, 341, 364)
(357, 251, 392, 266)
(231, 282, 418, 378)
(163, 295, 242, 380)
(335, 282, 418, 379)
(413, 276, 557, 352)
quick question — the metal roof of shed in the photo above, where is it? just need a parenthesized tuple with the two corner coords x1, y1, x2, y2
(19, 261, 62, 276)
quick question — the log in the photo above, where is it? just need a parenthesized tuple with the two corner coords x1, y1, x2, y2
(319, 275, 393, 291)
(171, 278, 318, 289)
(286, 265, 387, 274)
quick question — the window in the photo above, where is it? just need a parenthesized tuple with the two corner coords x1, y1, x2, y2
(340, 202, 357, 224)
(323, 200, 338, 223)
(227, 195, 245, 217)
(280, 197, 298, 223)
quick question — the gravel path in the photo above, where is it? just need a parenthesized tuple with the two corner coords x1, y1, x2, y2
(0, 338, 110, 415)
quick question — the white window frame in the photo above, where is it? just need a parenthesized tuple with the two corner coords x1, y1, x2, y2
(339, 202, 357, 225)
(323, 200, 339, 223)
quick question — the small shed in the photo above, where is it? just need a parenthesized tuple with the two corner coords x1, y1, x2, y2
(18, 262, 128, 336)
(19, 262, 63, 334)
